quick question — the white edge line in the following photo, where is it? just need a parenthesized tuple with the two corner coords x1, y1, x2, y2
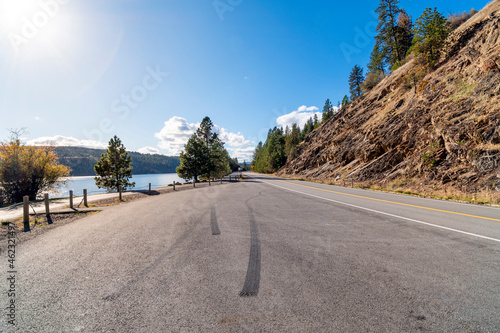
(251, 173, 500, 211)
(258, 178, 500, 244)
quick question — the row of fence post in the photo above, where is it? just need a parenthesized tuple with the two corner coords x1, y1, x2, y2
(22, 189, 91, 232)
(22, 177, 240, 232)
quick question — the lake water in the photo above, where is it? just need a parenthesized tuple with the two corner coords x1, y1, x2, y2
(51, 173, 186, 198)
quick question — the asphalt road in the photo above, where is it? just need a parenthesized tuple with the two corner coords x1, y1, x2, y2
(2, 173, 499, 332)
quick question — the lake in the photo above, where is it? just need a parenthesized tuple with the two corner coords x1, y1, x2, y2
(50, 173, 186, 198)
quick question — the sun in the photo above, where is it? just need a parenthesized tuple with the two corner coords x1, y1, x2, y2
(0, 0, 40, 32)
(0, 0, 74, 55)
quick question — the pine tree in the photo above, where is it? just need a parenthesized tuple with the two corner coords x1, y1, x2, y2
(367, 40, 386, 75)
(396, 9, 414, 60)
(375, 0, 412, 68)
(177, 116, 230, 181)
(322, 98, 333, 122)
(341, 95, 350, 109)
(94, 136, 135, 197)
(284, 123, 301, 157)
(364, 40, 387, 92)
(176, 134, 208, 182)
(413, 7, 450, 68)
(376, 0, 403, 66)
(302, 117, 314, 137)
(349, 65, 364, 100)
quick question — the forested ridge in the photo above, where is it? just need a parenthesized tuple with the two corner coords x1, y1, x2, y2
(53, 146, 180, 176)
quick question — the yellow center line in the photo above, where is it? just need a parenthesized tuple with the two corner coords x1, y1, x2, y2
(274, 179, 500, 222)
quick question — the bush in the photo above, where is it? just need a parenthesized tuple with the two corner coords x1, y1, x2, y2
(361, 71, 385, 92)
(0, 133, 70, 203)
(448, 9, 478, 30)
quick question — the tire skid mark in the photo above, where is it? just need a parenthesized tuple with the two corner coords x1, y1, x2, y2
(239, 206, 261, 297)
(211, 206, 221, 235)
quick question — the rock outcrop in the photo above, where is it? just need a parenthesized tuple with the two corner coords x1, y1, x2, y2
(278, 1, 500, 201)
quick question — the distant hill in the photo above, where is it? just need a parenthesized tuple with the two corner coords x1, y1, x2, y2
(53, 146, 180, 176)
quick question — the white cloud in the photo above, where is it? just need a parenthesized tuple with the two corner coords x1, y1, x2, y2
(219, 128, 251, 147)
(27, 135, 108, 149)
(155, 117, 254, 159)
(154, 117, 199, 155)
(297, 105, 319, 112)
(137, 146, 160, 155)
(226, 146, 256, 163)
(276, 105, 321, 129)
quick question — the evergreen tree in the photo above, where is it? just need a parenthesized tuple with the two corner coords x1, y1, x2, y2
(197, 117, 217, 149)
(349, 65, 364, 100)
(252, 141, 263, 169)
(375, 0, 403, 67)
(367, 40, 386, 76)
(210, 139, 232, 177)
(94, 136, 135, 195)
(341, 95, 350, 109)
(176, 134, 208, 182)
(396, 9, 414, 60)
(364, 40, 387, 92)
(177, 116, 230, 181)
(322, 98, 333, 123)
(284, 123, 301, 157)
(413, 7, 450, 68)
(302, 117, 314, 137)
(313, 114, 320, 129)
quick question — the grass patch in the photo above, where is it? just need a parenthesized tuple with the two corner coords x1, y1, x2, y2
(453, 80, 475, 101)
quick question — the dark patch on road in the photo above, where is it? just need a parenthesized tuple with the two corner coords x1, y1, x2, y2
(239, 207, 261, 297)
(211, 206, 220, 235)
(102, 213, 202, 302)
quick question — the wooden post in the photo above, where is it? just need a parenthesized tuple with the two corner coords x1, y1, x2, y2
(173, 181, 175, 191)
(23, 196, 30, 232)
(193, 179, 196, 188)
(148, 183, 151, 195)
(83, 189, 88, 207)
(44, 193, 52, 224)
(119, 185, 122, 201)
(44, 193, 50, 215)
(69, 190, 73, 209)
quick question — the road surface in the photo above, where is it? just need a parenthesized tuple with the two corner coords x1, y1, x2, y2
(2, 173, 499, 332)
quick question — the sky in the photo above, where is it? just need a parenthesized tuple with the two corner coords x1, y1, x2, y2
(0, 0, 490, 162)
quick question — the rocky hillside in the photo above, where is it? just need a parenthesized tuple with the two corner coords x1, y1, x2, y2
(278, 1, 500, 202)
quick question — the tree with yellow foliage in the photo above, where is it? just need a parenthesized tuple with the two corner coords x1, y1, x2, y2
(0, 130, 70, 204)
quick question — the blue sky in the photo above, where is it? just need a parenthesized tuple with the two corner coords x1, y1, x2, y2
(0, 0, 489, 161)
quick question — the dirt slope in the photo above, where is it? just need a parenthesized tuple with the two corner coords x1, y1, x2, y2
(278, 1, 500, 202)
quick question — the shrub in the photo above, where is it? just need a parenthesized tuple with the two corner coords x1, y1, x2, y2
(448, 9, 478, 30)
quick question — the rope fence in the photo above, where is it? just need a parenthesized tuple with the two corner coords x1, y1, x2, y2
(19, 174, 243, 232)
